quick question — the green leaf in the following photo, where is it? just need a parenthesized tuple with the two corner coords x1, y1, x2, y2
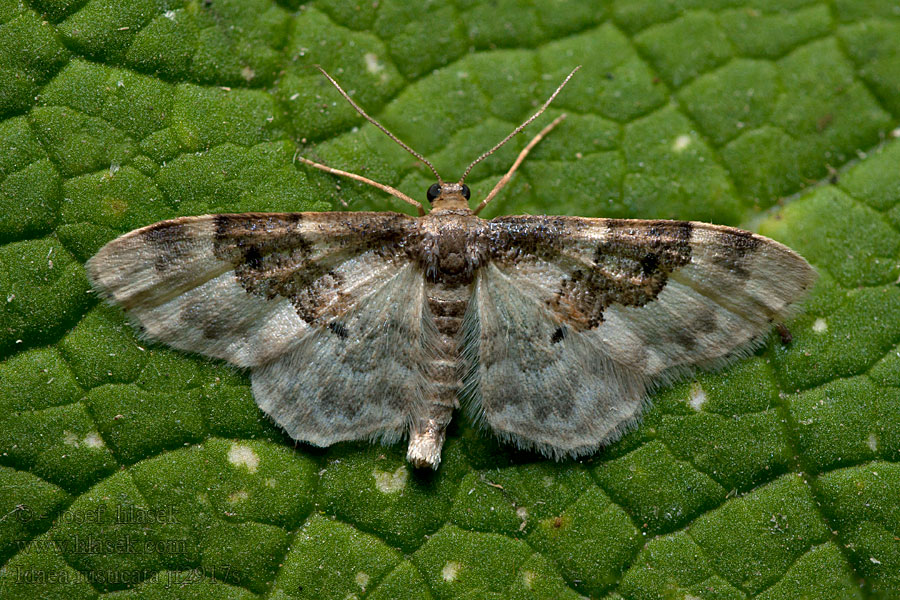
(1, 1, 899, 598)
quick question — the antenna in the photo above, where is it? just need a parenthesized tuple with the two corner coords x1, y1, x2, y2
(315, 66, 443, 184)
(458, 65, 580, 184)
(473, 113, 567, 215)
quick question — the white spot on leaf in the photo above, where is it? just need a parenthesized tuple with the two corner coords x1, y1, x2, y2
(672, 134, 691, 152)
(228, 443, 259, 473)
(355, 571, 369, 590)
(373, 466, 407, 493)
(812, 318, 827, 333)
(63, 431, 105, 449)
(867, 432, 878, 452)
(228, 490, 249, 503)
(441, 561, 461, 582)
(364, 53, 383, 74)
(522, 570, 535, 588)
(688, 382, 706, 411)
(83, 432, 105, 449)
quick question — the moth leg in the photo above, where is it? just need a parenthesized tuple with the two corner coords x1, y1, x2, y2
(776, 322, 793, 345)
(406, 403, 453, 470)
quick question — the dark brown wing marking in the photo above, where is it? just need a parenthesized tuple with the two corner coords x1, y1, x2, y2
(553, 219, 693, 327)
(211, 212, 419, 324)
(485, 217, 693, 329)
(142, 221, 190, 273)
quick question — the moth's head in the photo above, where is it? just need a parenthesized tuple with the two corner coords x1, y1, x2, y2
(427, 182, 471, 212)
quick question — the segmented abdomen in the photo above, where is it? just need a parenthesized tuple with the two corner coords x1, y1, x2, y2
(424, 281, 471, 407)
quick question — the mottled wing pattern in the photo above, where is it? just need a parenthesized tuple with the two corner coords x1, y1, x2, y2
(88, 211, 431, 446)
(463, 216, 816, 458)
(463, 261, 649, 458)
(252, 262, 437, 446)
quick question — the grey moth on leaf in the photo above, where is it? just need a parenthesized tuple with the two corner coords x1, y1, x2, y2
(87, 68, 816, 469)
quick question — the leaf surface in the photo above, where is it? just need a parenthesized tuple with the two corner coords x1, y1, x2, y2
(1, 1, 899, 598)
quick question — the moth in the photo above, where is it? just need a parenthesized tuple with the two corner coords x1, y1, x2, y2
(87, 67, 816, 469)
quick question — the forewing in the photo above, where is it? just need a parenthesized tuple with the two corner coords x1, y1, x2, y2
(87, 212, 416, 368)
(464, 216, 816, 457)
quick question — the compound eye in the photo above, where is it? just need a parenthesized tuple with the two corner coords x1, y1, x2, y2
(461, 184, 471, 200)
(426, 183, 441, 202)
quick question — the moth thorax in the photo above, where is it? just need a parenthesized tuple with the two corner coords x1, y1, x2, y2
(423, 224, 478, 282)
(441, 251, 466, 273)
(437, 230, 469, 275)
